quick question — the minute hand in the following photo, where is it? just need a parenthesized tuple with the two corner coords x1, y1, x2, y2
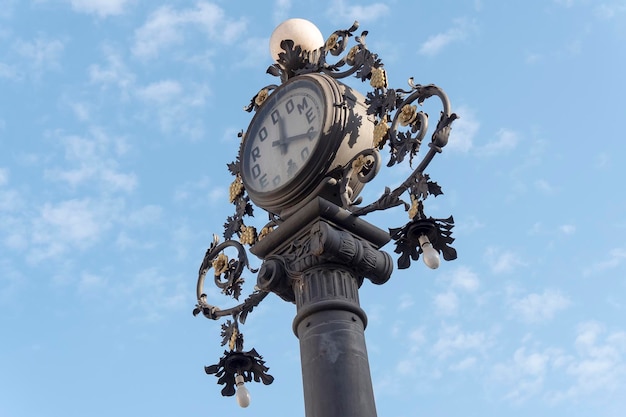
(272, 131, 318, 148)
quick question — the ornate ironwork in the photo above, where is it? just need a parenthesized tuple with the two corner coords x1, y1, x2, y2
(195, 20, 459, 400)
(205, 347, 274, 397)
(389, 200, 457, 269)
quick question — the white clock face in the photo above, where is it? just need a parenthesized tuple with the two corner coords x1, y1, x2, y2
(242, 80, 325, 193)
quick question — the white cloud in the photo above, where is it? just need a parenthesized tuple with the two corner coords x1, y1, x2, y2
(433, 266, 480, 316)
(40, 199, 104, 243)
(273, 0, 292, 23)
(136, 80, 182, 103)
(511, 289, 571, 323)
(447, 105, 479, 153)
(485, 247, 525, 274)
(70, 102, 90, 121)
(0, 259, 23, 304)
(419, 18, 474, 56)
(135, 80, 210, 138)
(30, 198, 121, 261)
(584, 247, 626, 275)
(132, 2, 248, 59)
(330, 0, 390, 24)
(492, 346, 553, 403)
(1, 212, 28, 250)
(132, 5, 182, 58)
(68, 0, 131, 17)
(395, 358, 418, 375)
(595, 152, 611, 168)
(0, 188, 22, 212)
(553, 0, 575, 6)
(182, 49, 218, 72)
(125, 205, 163, 227)
(525, 51, 542, 64)
(171, 222, 196, 260)
(535, 179, 555, 194)
(14, 36, 65, 75)
(434, 291, 458, 316)
(550, 321, 626, 401)
(78, 272, 108, 293)
(450, 356, 477, 371)
(237, 36, 272, 69)
(408, 328, 426, 350)
(174, 175, 213, 203)
(432, 324, 490, 358)
(594, 3, 626, 19)
(89, 47, 135, 92)
(44, 129, 137, 193)
(559, 224, 576, 235)
(0, 0, 17, 19)
(492, 321, 626, 404)
(397, 293, 414, 310)
(478, 128, 519, 156)
(0, 168, 7, 186)
(117, 267, 187, 322)
(0, 62, 19, 80)
(450, 266, 480, 292)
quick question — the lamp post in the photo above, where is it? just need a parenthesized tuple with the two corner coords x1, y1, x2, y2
(194, 19, 458, 417)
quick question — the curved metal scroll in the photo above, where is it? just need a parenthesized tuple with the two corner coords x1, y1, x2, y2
(351, 83, 458, 216)
(194, 235, 267, 324)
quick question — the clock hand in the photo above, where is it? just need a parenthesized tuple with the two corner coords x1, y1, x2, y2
(271, 116, 289, 154)
(279, 115, 288, 153)
(272, 130, 318, 149)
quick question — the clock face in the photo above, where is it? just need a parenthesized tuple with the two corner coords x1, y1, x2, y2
(242, 78, 325, 194)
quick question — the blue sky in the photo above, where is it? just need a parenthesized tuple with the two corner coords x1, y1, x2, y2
(1, 1, 626, 416)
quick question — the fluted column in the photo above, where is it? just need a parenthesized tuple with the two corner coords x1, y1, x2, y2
(294, 265, 375, 417)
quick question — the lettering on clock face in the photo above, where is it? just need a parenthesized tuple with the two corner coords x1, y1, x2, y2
(244, 84, 324, 193)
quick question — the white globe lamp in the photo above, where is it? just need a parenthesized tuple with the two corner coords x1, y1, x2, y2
(269, 18, 324, 63)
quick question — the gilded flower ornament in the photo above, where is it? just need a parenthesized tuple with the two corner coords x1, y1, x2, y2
(399, 104, 418, 126)
(254, 88, 269, 107)
(325, 33, 339, 51)
(212, 253, 229, 276)
(346, 45, 359, 65)
(351, 154, 369, 172)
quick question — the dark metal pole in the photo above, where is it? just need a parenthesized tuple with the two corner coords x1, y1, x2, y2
(253, 198, 393, 417)
(294, 266, 376, 417)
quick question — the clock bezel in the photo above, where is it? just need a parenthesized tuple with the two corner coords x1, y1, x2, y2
(241, 73, 346, 214)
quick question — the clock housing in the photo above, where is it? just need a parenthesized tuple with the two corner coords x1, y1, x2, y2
(241, 73, 374, 216)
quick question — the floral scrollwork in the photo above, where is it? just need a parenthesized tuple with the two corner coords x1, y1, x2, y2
(244, 84, 279, 113)
(194, 235, 267, 322)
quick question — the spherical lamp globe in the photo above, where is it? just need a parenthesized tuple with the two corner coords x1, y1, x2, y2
(269, 18, 324, 63)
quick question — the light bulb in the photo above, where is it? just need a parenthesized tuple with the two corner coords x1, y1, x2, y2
(419, 235, 440, 270)
(235, 374, 251, 408)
